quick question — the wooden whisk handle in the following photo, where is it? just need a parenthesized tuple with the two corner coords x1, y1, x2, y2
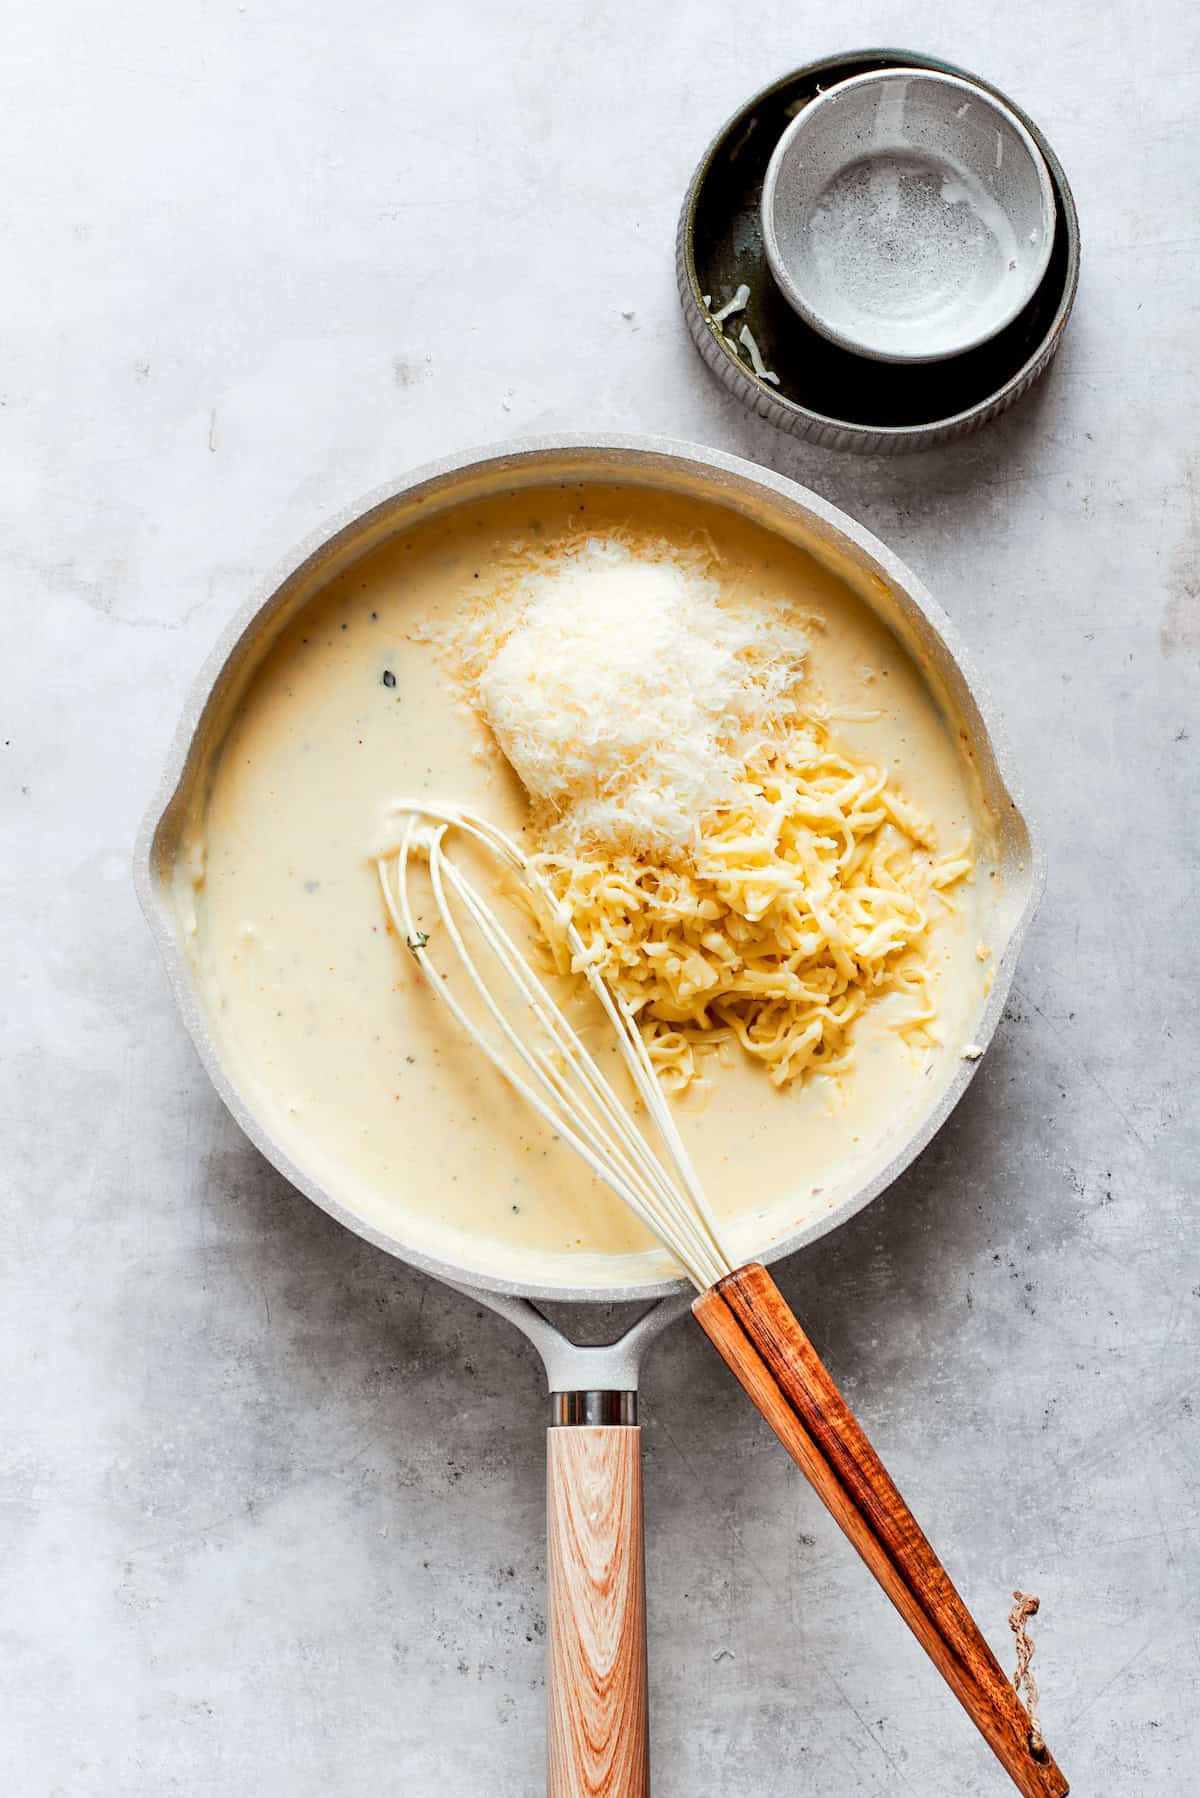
(546, 1425, 649, 1797)
(693, 1264, 1068, 1798)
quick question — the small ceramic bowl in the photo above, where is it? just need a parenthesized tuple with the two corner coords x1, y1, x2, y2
(762, 68, 1056, 364)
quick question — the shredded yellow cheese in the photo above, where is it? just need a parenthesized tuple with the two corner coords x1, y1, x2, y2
(523, 721, 969, 1090)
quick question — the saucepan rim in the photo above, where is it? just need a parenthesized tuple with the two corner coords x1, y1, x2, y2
(134, 433, 1045, 1302)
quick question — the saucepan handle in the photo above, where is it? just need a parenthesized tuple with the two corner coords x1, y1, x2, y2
(546, 1401, 649, 1798)
(693, 1263, 1068, 1798)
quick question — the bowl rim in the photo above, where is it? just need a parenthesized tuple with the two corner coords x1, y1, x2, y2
(678, 47, 1081, 443)
(760, 67, 1057, 365)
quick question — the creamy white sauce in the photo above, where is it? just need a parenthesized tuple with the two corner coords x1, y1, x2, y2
(173, 486, 994, 1291)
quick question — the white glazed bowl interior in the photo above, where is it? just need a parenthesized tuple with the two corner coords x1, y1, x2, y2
(762, 69, 1056, 364)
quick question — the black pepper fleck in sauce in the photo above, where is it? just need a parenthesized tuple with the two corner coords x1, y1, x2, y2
(382, 670, 396, 688)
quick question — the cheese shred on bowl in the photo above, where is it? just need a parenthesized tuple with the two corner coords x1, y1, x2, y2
(449, 536, 972, 1092)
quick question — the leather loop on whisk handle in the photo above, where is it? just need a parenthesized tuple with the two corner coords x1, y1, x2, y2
(546, 1426, 649, 1798)
(693, 1265, 1068, 1798)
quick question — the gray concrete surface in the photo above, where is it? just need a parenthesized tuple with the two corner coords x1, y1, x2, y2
(3, 1, 1197, 1792)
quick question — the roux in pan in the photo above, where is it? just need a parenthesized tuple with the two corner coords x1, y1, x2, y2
(174, 485, 992, 1290)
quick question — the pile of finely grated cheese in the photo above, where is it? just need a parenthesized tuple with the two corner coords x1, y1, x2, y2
(473, 539, 810, 856)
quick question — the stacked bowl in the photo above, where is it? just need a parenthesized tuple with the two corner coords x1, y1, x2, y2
(678, 51, 1080, 453)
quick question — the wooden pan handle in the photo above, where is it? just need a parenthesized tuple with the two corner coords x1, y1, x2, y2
(546, 1425, 649, 1798)
(694, 1264, 1068, 1798)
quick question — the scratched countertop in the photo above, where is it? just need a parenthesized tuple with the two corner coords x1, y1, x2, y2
(3, 2, 1197, 1792)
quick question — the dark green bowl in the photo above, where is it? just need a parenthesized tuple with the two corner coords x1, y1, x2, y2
(677, 50, 1081, 453)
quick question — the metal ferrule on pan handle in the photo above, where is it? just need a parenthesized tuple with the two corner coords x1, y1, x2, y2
(550, 1391, 638, 1426)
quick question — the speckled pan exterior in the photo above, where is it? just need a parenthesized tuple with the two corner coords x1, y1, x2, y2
(135, 436, 1044, 1304)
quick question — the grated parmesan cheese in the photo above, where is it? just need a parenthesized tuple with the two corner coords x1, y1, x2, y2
(712, 283, 750, 324)
(473, 540, 809, 856)
(737, 323, 780, 385)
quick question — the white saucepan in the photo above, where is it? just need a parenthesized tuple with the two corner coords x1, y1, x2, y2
(137, 437, 1046, 1795)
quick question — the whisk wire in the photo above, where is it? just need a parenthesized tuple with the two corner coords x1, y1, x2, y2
(378, 837, 661, 1241)
(428, 840, 711, 1262)
(374, 802, 732, 1290)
